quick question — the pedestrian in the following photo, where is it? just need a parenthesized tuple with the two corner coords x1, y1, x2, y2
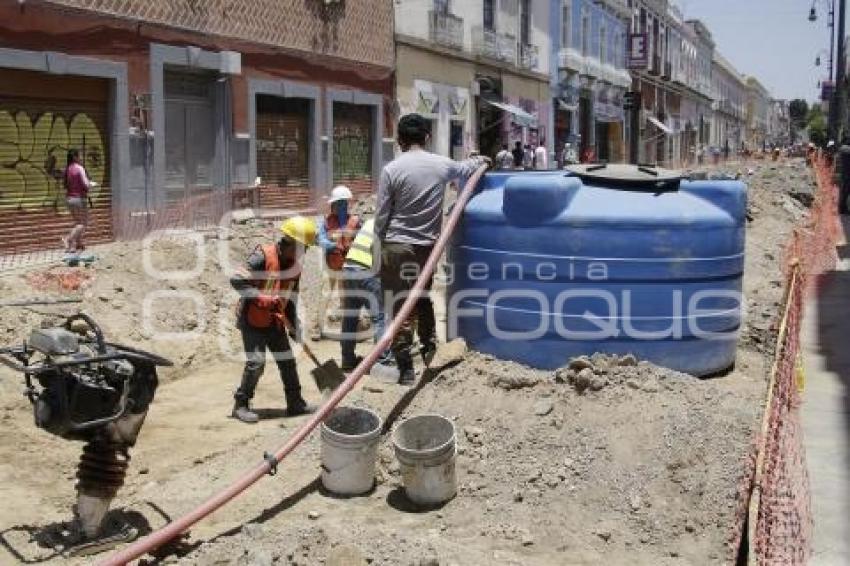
(534, 141, 548, 170)
(512, 140, 524, 169)
(310, 185, 361, 341)
(61, 149, 97, 254)
(374, 113, 487, 384)
(523, 144, 534, 170)
(834, 137, 850, 214)
(230, 216, 318, 423)
(338, 217, 395, 374)
(495, 143, 514, 170)
(562, 142, 578, 167)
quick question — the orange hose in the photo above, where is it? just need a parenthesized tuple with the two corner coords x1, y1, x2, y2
(100, 163, 489, 565)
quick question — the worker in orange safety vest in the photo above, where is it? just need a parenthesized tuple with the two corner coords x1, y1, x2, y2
(230, 216, 317, 424)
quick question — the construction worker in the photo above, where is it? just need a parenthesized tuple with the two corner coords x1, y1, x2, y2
(311, 185, 362, 340)
(230, 216, 318, 423)
(339, 218, 395, 375)
(375, 113, 487, 384)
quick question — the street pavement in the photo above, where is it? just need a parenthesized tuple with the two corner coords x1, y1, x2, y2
(802, 217, 850, 565)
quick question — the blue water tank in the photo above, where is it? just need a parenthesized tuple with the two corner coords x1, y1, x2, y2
(446, 164, 746, 376)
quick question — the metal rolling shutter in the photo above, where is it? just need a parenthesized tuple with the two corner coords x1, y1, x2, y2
(0, 83, 112, 255)
(333, 102, 373, 197)
(256, 96, 310, 209)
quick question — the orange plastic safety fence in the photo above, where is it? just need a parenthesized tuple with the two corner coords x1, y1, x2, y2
(741, 156, 840, 565)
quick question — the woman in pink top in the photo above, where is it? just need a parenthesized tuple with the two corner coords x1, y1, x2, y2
(62, 149, 96, 253)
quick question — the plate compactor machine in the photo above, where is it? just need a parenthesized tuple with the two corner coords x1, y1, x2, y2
(0, 314, 172, 556)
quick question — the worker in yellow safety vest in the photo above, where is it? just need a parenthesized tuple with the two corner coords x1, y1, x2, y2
(339, 218, 396, 378)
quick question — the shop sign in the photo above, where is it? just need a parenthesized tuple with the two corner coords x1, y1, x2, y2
(416, 90, 439, 116)
(448, 93, 467, 117)
(627, 33, 649, 70)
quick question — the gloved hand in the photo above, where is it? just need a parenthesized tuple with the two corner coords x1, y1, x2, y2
(288, 324, 303, 344)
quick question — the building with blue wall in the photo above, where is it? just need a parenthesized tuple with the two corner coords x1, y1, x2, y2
(550, 0, 631, 164)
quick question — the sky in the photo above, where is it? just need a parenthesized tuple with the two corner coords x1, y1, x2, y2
(677, 0, 844, 102)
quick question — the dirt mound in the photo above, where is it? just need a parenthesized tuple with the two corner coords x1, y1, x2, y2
(173, 349, 759, 565)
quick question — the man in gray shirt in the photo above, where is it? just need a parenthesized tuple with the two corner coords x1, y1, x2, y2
(374, 113, 485, 384)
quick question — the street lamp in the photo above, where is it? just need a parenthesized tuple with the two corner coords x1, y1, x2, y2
(809, 1, 835, 82)
(809, 0, 845, 142)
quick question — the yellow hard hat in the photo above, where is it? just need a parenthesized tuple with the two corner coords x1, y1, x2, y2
(279, 216, 317, 246)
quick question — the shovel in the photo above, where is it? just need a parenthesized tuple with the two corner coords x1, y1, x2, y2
(278, 313, 346, 393)
(300, 340, 346, 394)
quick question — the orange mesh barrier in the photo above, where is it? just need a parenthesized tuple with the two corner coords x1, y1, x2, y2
(732, 156, 840, 564)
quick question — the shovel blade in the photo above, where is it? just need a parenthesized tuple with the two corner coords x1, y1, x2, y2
(311, 359, 346, 393)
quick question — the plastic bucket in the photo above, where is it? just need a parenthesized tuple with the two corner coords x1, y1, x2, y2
(392, 414, 457, 506)
(320, 406, 382, 496)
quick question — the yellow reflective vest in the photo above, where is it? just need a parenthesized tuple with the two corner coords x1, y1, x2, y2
(345, 218, 375, 268)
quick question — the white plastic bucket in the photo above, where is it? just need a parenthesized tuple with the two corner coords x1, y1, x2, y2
(320, 406, 382, 496)
(392, 414, 457, 506)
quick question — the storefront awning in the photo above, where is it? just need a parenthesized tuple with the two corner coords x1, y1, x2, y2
(647, 115, 673, 135)
(484, 99, 538, 127)
(558, 99, 579, 113)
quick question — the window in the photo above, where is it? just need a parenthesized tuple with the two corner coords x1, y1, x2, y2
(433, 0, 449, 14)
(483, 0, 495, 31)
(581, 11, 590, 56)
(520, 0, 531, 45)
(561, 1, 571, 48)
(600, 25, 607, 64)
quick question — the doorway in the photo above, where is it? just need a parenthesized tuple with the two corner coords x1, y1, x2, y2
(450, 120, 464, 160)
(163, 70, 217, 224)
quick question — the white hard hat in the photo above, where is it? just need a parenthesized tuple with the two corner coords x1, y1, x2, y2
(328, 185, 353, 204)
(828, 140, 836, 147)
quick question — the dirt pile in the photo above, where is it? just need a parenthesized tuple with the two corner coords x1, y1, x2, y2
(172, 347, 759, 565)
(0, 161, 815, 565)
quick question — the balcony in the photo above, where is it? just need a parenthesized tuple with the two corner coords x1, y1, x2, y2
(519, 43, 539, 71)
(428, 10, 464, 50)
(559, 47, 585, 72)
(472, 26, 517, 63)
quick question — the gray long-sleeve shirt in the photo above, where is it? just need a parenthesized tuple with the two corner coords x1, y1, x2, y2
(374, 149, 483, 245)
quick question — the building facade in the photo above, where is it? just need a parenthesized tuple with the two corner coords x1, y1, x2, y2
(767, 99, 790, 147)
(745, 76, 771, 150)
(710, 52, 748, 155)
(394, 0, 551, 162)
(0, 0, 394, 253)
(552, 0, 631, 164)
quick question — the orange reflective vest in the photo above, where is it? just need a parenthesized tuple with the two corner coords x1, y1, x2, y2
(324, 214, 361, 271)
(244, 244, 298, 329)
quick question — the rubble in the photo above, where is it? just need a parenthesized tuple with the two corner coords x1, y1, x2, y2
(0, 162, 809, 565)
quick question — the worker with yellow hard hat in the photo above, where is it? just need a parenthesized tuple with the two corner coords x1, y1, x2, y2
(229, 215, 318, 424)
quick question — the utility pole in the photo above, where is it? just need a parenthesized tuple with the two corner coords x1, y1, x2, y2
(624, 90, 642, 164)
(829, 0, 846, 141)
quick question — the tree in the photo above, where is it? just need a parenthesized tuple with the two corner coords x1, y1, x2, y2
(808, 104, 827, 146)
(789, 98, 809, 142)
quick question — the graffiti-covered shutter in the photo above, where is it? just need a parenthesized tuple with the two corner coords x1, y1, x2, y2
(256, 95, 312, 209)
(0, 69, 112, 255)
(333, 102, 373, 198)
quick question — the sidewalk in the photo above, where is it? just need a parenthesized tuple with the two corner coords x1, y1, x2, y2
(801, 222, 850, 565)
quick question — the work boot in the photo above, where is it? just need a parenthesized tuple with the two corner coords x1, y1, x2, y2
(397, 353, 416, 386)
(231, 399, 259, 423)
(420, 340, 437, 366)
(284, 389, 316, 417)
